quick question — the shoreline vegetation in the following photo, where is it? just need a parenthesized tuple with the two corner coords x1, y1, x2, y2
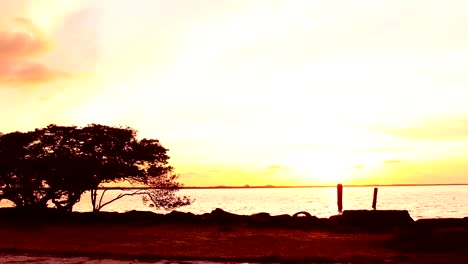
(1, 208, 467, 263)
(0, 124, 192, 213)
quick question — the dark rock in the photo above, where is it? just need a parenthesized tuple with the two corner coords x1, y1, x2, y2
(76, 211, 122, 225)
(416, 218, 468, 228)
(249, 212, 272, 226)
(329, 210, 414, 232)
(166, 211, 199, 223)
(289, 214, 321, 229)
(251, 212, 271, 218)
(210, 208, 245, 222)
(0, 207, 73, 224)
(271, 214, 292, 227)
(122, 210, 164, 225)
(199, 212, 212, 220)
(272, 214, 291, 221)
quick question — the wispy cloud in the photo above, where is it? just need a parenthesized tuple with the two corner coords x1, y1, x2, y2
(0, 18, 49, 59)
(0, 18, 70, 86)
(383, 160, 402, 165)
(357, 147, 403, 153)
(0, 60, 68, 85)
(266, 164, 288, 170)
(374, 117, 468, 141)
(353, 164, 365, 169)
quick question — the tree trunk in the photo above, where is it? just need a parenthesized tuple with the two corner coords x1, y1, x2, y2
(90, 189, 98, 212)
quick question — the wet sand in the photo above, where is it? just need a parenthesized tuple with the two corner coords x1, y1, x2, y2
(0, 254, 219, 264)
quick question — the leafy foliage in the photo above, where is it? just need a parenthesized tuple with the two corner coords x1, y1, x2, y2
(142, 173, 192, 210)
(0, 124, 191, 212)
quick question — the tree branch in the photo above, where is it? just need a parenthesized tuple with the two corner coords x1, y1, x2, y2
(97, 189, 108, 210)
(96, 189, 148, 211)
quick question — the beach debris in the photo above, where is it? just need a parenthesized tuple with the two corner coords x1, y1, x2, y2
(292, 211, 312, 218)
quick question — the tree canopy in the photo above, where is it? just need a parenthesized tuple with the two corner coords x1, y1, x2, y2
(0, 124, 191, 212)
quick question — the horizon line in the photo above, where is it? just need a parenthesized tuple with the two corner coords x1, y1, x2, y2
(100, 183, 468, 190)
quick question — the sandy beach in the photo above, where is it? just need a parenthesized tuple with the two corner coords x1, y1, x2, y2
(1, 221, 467, 264)
(0, 254, 219, 264)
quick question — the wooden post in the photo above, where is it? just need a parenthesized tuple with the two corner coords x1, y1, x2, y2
(372, 187, 378, 210)
(337, 184, 343, 214)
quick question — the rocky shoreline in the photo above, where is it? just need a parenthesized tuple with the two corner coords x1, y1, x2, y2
(1, 207, 466, 231)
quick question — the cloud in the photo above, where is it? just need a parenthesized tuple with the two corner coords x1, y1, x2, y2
(358, 147, 403, 153)
(0, 18, 70, 86)
(375, 118, 468, 141)
(281, 144, 322, 150)
(0, 18, 50, 59)
(383, 160, 402, 165)
(266, 164, 288, 170)
(0, 60, 68, 85)
(50, 7, 100, 72)
(353, 164, 365, 169)
(180, 172, 213, 180)
(181, 172, 200, 177)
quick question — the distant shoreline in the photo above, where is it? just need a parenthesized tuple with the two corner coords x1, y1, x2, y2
(2, 183, 467, 191)
(100, 183, 468, 190)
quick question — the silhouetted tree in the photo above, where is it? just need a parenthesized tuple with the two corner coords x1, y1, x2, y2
(0, 130, 51, 209)
(0, 124, 192, 212)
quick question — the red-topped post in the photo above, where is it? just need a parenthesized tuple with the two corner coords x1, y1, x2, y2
(337, 184, 343, 214)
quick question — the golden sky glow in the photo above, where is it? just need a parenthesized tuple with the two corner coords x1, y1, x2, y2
(2, 0, 468, 186)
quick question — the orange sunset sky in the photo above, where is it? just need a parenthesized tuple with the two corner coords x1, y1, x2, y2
(1, 1, 468, 186)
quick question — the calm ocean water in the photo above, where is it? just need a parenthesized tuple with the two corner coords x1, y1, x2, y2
(1, 185, 467, 219)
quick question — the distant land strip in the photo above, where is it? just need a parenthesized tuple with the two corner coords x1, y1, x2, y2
(98, 183, 468, 190)
(1, 183, 467, 191)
